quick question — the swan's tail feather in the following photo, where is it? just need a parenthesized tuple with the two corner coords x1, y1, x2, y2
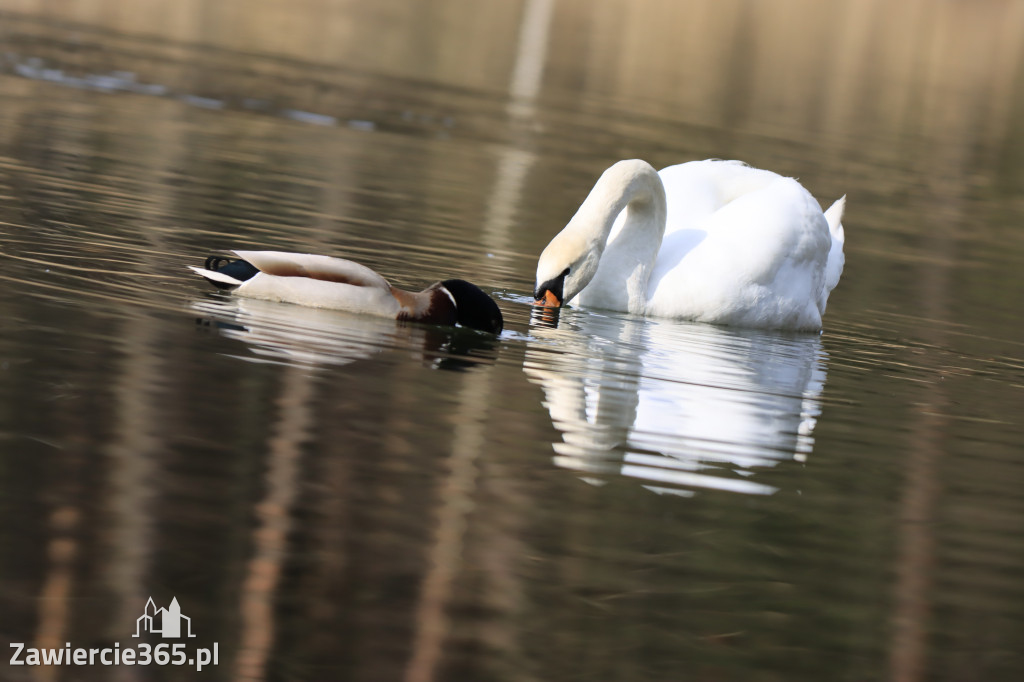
(819, 195, 846, 315)
(824, 195, 845, 243)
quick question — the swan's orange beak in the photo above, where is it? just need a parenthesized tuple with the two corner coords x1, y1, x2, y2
(533, 290, 562, 307)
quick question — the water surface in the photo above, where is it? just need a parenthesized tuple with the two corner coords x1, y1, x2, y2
(1, 4, 1023, 681)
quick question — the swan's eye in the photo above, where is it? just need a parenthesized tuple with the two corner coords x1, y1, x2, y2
(561, 267, 570, 277)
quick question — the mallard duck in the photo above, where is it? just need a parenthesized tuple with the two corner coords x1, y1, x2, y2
(190, 250, 503, 334)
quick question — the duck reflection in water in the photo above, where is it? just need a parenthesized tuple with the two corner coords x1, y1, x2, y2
(192, 295, 499, 372)
(524, 306, 829, 496)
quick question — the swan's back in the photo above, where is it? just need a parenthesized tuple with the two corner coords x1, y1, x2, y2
(647, 160, 844, 331)
(658, 160, 785, 235)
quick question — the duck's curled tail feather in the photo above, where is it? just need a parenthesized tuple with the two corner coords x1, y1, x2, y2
(187, 256, 259, 290)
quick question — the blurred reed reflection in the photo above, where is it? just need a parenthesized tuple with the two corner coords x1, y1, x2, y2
(524, 308, 827, 496)
(4, 0, 1023, 161)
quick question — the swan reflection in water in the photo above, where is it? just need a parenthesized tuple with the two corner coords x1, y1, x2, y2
(524, 307, 829, 497)
(191, 295, 498, 371)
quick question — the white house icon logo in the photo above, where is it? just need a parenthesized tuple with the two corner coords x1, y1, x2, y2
(133, 597, 196, 638)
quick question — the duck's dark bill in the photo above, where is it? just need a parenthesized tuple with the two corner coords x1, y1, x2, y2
(533, 290, 562, 307)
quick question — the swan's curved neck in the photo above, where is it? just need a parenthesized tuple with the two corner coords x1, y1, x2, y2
(571, 161, 667, 312)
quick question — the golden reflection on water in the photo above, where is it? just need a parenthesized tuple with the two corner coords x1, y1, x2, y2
(236, 367, 312, 682)
(404, 368, 492, 682)
(4, 0, 1021, 141)
(3, 0, 1022, 158)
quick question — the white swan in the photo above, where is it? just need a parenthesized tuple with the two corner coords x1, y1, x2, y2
(534, 159, 846, 331)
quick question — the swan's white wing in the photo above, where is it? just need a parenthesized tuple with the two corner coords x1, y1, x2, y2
(658, 160, 785, 235)
(647, 176, 831, 331)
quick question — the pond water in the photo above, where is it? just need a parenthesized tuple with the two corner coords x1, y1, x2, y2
(1, 4, 1023, 681)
